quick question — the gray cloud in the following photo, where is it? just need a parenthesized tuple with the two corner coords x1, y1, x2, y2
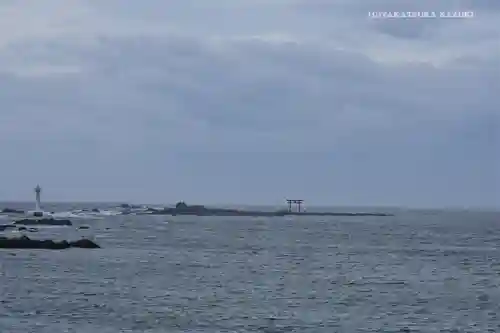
(0, 0, 498, 207)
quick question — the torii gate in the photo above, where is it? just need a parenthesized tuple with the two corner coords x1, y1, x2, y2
(285, 199, 304, 213)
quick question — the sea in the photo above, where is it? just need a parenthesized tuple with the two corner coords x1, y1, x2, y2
(0, 202, 499, 332)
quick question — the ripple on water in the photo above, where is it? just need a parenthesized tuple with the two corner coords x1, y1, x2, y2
(0, 210, 499, 332)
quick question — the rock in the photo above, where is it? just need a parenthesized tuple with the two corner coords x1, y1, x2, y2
(91, 208, 99, 213)
(0, 235, 67, 249)
(78, 226, 90, 230)
(14, 218, 72, 226)
(69, 239, 100, 248)
(0, 236, 100, 249)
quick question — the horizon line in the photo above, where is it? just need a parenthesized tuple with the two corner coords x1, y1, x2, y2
(0, 199, 498, 213)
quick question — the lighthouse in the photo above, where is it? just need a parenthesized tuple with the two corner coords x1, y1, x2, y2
(25, 184, 47, 217)
(14, 185, 66, 223)
(35, 184, 42, 212)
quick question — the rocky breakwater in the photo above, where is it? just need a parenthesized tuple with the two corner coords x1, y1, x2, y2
(14, 218, 72, 226)
(0, 235, 100, 249)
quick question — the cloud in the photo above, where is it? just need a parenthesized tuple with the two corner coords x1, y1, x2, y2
(1, 35, 496, 151)
(0, 0, 497, 207)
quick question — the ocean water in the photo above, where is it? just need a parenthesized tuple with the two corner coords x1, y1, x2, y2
(0, 203, 499, 332)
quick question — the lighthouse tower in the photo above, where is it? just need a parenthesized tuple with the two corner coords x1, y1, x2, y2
(23, 185, 51, 218)
(35, 184, 42, 212)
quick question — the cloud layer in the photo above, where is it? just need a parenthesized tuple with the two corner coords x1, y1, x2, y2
(0, 0, 498, 208)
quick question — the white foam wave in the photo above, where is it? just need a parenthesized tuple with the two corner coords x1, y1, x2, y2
(96, 210, 121, 216)
(50, 212, 92, 219)
(50, 210, 120, 219)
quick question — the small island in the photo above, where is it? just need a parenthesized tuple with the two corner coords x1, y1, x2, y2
(140, 200, 392, 217)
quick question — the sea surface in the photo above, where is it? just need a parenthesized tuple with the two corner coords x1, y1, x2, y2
(0, 203, 499, 332)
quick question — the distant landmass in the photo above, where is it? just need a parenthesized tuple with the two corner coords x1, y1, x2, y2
(130, 201, 393, 217)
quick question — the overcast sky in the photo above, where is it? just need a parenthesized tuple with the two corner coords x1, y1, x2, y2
(0, 0, 498, 208)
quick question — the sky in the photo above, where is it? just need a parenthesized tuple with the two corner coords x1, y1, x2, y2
(0, 0, 498, 209)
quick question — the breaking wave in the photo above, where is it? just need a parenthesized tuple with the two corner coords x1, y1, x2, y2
(51, 209, 122, 219)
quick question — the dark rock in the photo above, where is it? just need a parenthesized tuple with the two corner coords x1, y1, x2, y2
(14, 218, 72, 226)
(69, 239, 100, 248)
(91, 208, 99, 213)
(0, 236, 99, 249)
(18, 226, 27, 231)
(1, 208, 24, 214)
(0, 224, 16, 231)
(78, 226, 90, 229)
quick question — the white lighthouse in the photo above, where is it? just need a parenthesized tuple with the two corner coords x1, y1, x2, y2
(35, 184, 42, 212)
(25, 184, 50, 218)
